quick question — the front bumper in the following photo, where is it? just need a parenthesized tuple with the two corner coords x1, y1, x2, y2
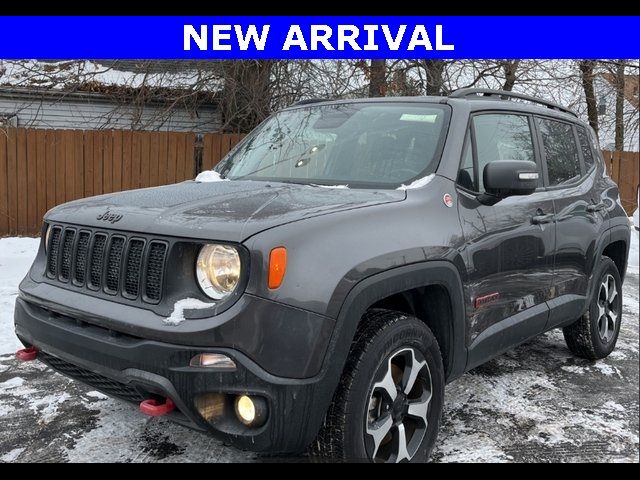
(14, 297, 335, 454)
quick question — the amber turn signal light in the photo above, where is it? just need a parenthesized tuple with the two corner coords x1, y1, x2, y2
(268, 247, 287, 289)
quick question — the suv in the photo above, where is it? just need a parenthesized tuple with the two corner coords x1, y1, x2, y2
(14, 89, 630, 463)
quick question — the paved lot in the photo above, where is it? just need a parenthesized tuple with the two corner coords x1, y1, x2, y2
(1, 234, 638, 463)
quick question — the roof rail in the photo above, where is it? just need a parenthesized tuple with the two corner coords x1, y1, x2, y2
(449, 88, 577, 117)
(291, 98, 332, 107)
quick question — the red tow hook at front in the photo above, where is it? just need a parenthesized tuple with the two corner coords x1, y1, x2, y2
(139, 398, 176, 417)
(16, 347, 38, 362)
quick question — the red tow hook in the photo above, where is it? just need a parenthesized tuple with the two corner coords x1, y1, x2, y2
(16, 347, 38, 362)
(139, 398, 176, 417)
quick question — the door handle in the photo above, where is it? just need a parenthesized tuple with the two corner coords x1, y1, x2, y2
(587, 202, 606, 213)
(532, 213, 555, 225)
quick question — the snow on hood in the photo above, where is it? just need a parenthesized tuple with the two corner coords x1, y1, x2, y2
(397, 174, 436, 191)
(195, 170, 228, 183)
(310, 184, 349, 189)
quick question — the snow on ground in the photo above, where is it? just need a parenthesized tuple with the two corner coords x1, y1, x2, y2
(0, 238, 40, 356)
(0, 232, 638, 463)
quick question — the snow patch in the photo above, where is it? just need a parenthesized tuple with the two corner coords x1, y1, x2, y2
(85, 391, 109, 400)
(602, 401, 625, 413)
(0, 404, 16, 417)
(164, 298, 215, 326)
(607, 349, 628, 361)
(561, 365, 587, 375)
(436, 418, 512, 463)
(0, 237, 40, 355)
(593, 363, 622, 378)
(28, 393, 71, 424)
(1, 377, 25, 389)
(1, 447, 25, 462)
(627, 226, 639, 276)
(195, 170, 228, 183)
(311, 184, 349, 190)
(397, 174, 435, 191)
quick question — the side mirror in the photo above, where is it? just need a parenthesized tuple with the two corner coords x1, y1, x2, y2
(478, 160, 539, 205)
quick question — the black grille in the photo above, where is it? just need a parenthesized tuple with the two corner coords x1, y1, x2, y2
(47, 227, 62, 276)
(89, 234, 107, 289)
(74, 231, 91, 284)
(145, 242, 167, 302)
(124, 240, 145, 298)
(39, 352, 145, 403)
(45, 226, 168, 304)
(59, 229, 76, 281)
(105, 237, 125, 293)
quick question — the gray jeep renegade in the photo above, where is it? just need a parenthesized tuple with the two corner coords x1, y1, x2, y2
(14, 89, 631, 462)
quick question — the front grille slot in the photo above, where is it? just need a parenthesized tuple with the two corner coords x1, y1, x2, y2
(59, 229, 76, 281)
(74, 231, 91, 285)
(44, 226, 168, 305)
(105, 236, 125, 294)
(88, 234, 107, 289)
(46, 227, 62, 277)
(145, 242, 167, 302)
(124, 239, 145, 298)
(39, 352, 145, 403)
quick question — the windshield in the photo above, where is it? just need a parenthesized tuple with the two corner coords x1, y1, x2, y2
(216, 102, 450, 188)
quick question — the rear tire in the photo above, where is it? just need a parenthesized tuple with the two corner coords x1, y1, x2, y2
(563, 257, 623, 360)
(313, 309, 444, 463)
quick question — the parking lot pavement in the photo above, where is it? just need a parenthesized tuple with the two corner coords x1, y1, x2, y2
(1, 234, 638, 463)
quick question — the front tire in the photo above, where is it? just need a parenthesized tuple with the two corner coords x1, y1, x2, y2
(313, 309, 444, 463)
(563, 257, 623, 360)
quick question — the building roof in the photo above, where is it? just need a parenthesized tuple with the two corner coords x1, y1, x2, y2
(0, 60, 223, 100)
(0, 84, 218, 107)
(94, 60, 221, 74)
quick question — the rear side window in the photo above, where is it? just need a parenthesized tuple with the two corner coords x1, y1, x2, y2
(457, 114, 536, 192)
(537, 118, 582, 186)
(576, 126, 596, 171)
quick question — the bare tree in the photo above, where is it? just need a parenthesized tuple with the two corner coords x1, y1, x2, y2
(2, 59, 637, 150)
(424, 60, 446, 95)
(368, 60, 387, 97)
(502, 60, 520, 91)
(220, 61, 273, 132)
(578, 60, 599, 134)
(614, 60, 626, 150)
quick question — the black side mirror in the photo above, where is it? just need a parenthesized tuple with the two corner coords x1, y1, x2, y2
(478, 160, 539, 205)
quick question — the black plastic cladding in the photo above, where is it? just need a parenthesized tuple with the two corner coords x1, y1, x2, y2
(44, 223, 169, 306)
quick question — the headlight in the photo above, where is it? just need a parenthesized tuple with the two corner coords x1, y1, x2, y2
(196, 244, 241, 300)
(44, 224, 52, 253)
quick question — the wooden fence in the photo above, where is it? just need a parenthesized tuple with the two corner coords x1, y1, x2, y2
(1, 128, 638, 237)
(602, 150, 640, 216)
(0, 128, 244, 236)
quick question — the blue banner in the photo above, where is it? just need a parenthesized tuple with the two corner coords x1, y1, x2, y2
(0, 16, 638, 59)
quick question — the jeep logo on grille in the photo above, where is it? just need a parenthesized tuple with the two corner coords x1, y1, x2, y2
(96, 210, 123, 224)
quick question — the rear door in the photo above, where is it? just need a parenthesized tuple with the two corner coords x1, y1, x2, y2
(535, 118, 609, 329)
(457, 112, 556, 369)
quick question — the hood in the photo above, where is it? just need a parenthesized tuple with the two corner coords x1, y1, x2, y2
(46, 180, 406, 242)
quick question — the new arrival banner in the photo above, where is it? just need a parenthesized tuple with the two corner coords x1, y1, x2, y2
(0, 16, 638, 59)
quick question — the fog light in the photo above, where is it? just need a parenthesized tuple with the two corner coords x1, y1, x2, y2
(234, 395, 267, 428)
(189, 353, 236, 371)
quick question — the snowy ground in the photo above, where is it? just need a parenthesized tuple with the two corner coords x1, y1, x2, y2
(0, 232, 638, 463)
